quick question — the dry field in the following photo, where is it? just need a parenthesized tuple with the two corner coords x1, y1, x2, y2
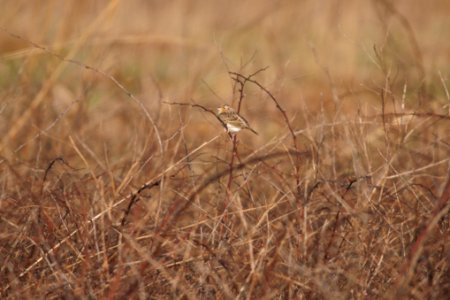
(1, 0, 449, 299)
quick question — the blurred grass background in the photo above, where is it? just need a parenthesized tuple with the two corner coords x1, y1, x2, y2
(0, 0, 449, 298)
(1, 0, 449, 144)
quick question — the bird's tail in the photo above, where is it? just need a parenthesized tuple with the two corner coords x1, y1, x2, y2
(247, 127, 258, 135)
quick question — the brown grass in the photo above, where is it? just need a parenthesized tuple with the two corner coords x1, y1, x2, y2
(1, 0, 449, 299)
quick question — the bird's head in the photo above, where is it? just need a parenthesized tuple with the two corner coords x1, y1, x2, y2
(217, 104, 232, 114)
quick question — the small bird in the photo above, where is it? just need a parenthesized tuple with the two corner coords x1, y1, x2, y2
(216, 104, 258, 135)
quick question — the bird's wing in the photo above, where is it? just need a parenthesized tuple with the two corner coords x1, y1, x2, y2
(236, 114, 251, 127)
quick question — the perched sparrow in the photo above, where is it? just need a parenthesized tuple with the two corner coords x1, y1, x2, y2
(216, 104, 258, 135)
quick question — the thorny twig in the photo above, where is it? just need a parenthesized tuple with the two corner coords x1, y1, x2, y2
(162, 101, 231, 137)
(229, 70, 303, 200)
(120, 180, 161, 226)
(225, 67, 268, 209)
(41, 157, 82, 195)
